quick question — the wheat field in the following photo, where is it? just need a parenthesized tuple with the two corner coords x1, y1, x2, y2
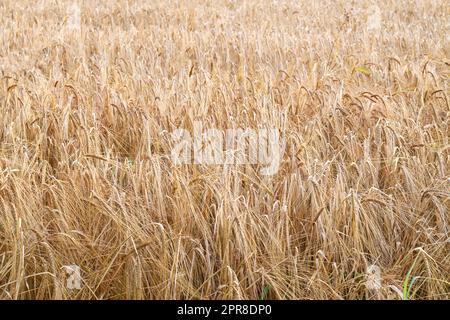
(0, 0, 449, 300)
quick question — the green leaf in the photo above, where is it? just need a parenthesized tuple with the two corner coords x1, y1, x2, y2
(260, 285, 271, 300)
(402, 254, 420, 300)
(407, 276, 418, 299)
(355, 66, 371, 76)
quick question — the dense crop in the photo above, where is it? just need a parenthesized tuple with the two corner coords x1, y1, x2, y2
(0, 0, 448, 299)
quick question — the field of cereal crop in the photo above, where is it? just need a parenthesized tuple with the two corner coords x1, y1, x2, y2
(0, 0, 448, 299)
